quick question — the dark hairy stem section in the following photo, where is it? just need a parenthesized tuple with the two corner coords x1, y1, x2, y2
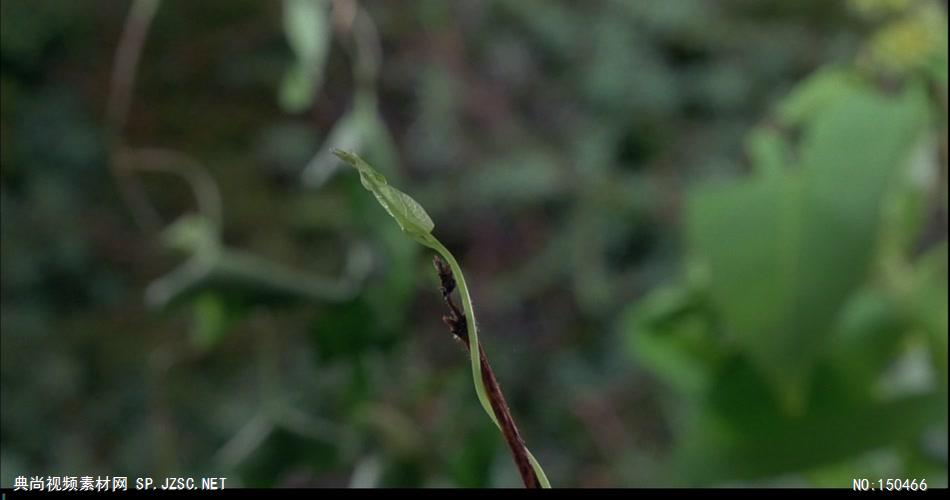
(432, 256, 541, 489)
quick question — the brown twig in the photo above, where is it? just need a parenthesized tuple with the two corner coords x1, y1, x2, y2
(432, 256, 541, 489)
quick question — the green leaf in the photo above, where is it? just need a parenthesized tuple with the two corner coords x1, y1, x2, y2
(775, 68, 852, 127)
(301, 106, 365, 187)
(279, 0, 330, 113)
(685, 79, 929, 411)
(190, 292, 240, 351)
(623, 284, 721, 396)
(279, 65, 316, 113)
(676, 357, 947, 483)
(745, 127, 787, 177)
(907, 242, 949, 386)
(827, 289, 906, 395)
(332, 149, 435, 242)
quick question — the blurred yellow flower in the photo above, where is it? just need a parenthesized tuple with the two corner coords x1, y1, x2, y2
(864, 3, 947, 75)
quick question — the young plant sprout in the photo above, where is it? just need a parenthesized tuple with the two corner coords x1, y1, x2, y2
(333, 149, 551, 488)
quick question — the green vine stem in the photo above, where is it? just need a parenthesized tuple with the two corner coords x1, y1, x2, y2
(332, 149, 551, 488)
(431, 252, 549, 488)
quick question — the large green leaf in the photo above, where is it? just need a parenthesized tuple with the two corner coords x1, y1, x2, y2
(775, 68, 853, 127)
(623, 283, 723, 396)
(676, 357, 947, 483)
(906, 242, 949, 386)
(827, 288, 907, 395)
(685, 79, 929, 410)
(745, 126, 788, 177)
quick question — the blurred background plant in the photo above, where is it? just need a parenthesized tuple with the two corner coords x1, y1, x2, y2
(1, 0, 947, 488)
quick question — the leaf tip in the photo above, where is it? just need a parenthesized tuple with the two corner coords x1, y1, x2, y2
(330, 148, 354, 164)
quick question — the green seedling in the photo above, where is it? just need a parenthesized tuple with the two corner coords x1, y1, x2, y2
(333, 149, 551, 488)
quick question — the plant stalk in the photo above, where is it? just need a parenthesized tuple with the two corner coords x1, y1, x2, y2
(432, 254, 549, 488)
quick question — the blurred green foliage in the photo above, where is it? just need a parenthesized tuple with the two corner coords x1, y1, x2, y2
(1, 0, 947, 488)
